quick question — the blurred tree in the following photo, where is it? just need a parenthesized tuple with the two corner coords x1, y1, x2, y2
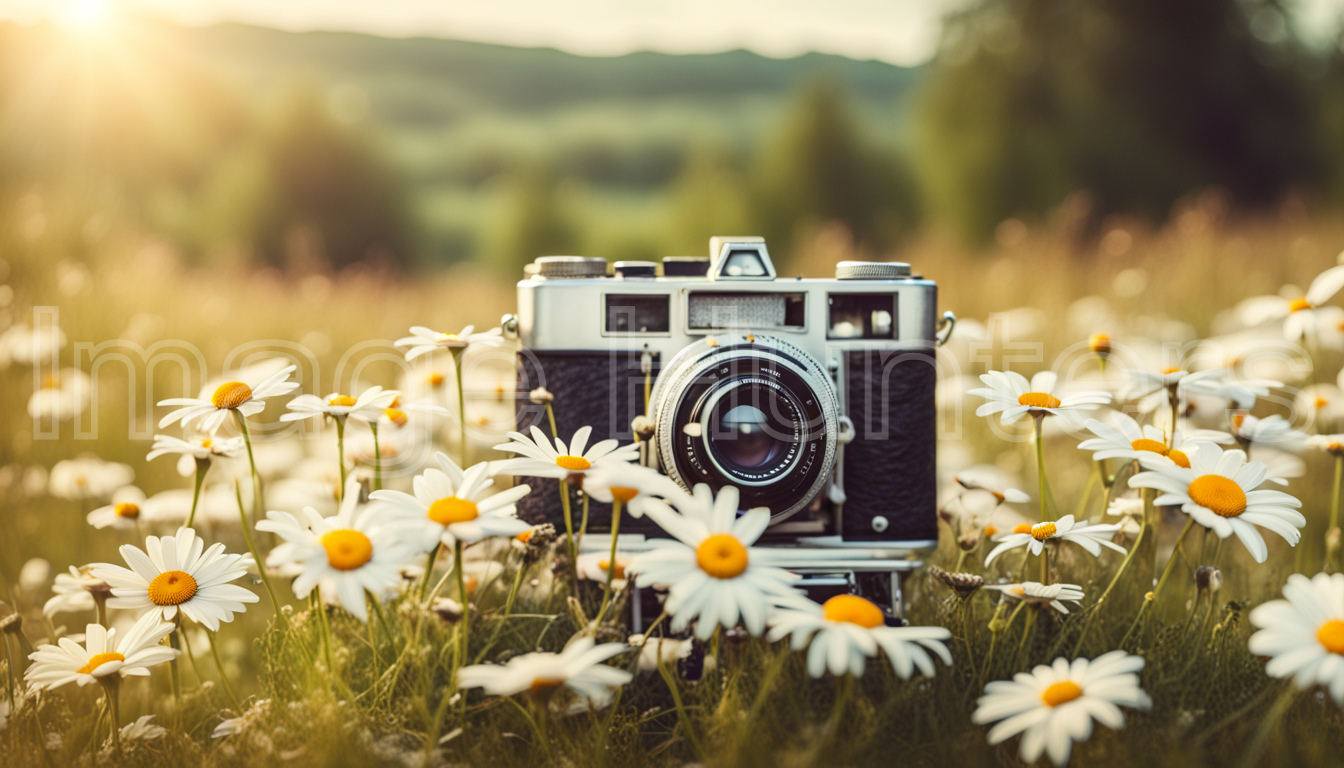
(751, 78, 919, 267)
(192, 85, 413, 270)
(914, 0, 1320, 241)
(481, 167, 579, 277)
(664, 147, 754, 256)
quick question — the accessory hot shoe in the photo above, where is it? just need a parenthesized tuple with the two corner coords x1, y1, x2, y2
(91, 528, 258, 631)
(766, 595, 952, 679)
(1129, 442, 1305, 563)
(628, 484, 810, 640)
(25, 611, 178, 691)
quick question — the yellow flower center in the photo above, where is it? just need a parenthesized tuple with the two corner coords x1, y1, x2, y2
(1168, 449, 1191, 468)
(821, 594, 885, 628)
(529, 677, 564, 693)
(516, 529, 533, 543)
(1316, 396, 1331, 409)
(147, 570, 198, 606)
(427, 497, 479, 527)
(555, 455, 592, 472)
(1031, 522, 1057, 541)
(1317, 619, 1344, 655)
(383, 408, 408, 426)
(328, 395, 357, 407)
(1130, 438, 1168, 455)
(211, 381, 253, 409)
(1041, 680, 1083, 707)
(1289, 297, 1312, 313)
(114, 502, 140, 518)
(321, 529, 374, 571)
(1012, 523, 1032, 535)
(599, 559, 627, 579)
(201, 439, 213, 449)
(427, 373, 445, 386)
(1162, 367, 1182, 375)
(984, 525, 999, 537)
(77, 651, 125, 676)
(1188, 474, 1247, 518)
(42, 374, 60, 389)
(695, 533, 749, 579)
(609, 486, 640, 503)
(1089, 333, 1111, 354)
(1017, 392, 1062, 409)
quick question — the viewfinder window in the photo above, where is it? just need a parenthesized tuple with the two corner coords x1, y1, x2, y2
(827, 294, 896, 339)
(606, 294, 671, 334)
(721, 249, 770, 277)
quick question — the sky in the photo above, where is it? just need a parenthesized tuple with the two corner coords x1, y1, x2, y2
(1, 0, 1342, 67)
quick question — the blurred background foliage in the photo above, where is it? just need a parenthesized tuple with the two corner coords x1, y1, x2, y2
(1, 0, 1339, 282)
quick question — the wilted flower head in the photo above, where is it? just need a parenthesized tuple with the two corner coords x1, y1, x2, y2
(930, 566, 984, 598)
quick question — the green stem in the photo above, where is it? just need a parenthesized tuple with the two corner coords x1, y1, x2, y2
(234, 412, 265, 521)
(168, 625, 182, 717)
(1072, 489, 1149, 657)
(455, 540, 469, 668)
(558, 480, 577, 574)
(1239, 684, 1297, 768)
(418, 544, 441, 601)
(233, 480, 283, 622)
(657, 652, 703, 759)
(371, 423, 381, 492)
(1075, 462, 1100, 519)
(1033, 416, 1050, 521)
(544, 402, 559, 441)
(102, 679, 122, 757)
(186, 459, 209, 528)
(207, 631, 242, 709)
(314, 594, 335, 674)
(1328, 454, 1343, 573)
(454, 351, 467, 463)
(1153, 517, 1196, 602)
(577, 492, 590, 550)
(334, 418, 347, 501)
(597, 499, 624, 623)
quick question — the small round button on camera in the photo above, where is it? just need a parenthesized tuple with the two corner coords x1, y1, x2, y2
(871, 515, 890, 533)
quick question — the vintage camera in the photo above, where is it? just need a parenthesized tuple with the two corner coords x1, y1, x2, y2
(504, 237, 954, 615)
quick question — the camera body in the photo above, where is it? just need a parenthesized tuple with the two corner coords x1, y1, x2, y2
(506, 237, 948, 615)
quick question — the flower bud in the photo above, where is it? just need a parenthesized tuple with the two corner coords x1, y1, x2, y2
(1195, 565, 1222, 593)
(1089, 333, 1112, 357)
(529, 387, 554, 405)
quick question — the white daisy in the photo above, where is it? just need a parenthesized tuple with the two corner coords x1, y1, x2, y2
(91, 528, 259, 631)
(457, 636, 632, 709)
(1248, 572, 1344, 704)
(983, 515, 1126, 567)
(48, 456, 134, 502)
(86, 486, 147, 531)
(43, 565, 104, 619)
(969, 370, 1111, 427)
(1229, 413, 1304, 449)
(24, 611, 178, 691)
(369, 453, 532, 552)
(279, 385, 400, 425)
(953, 474, 1031, 505)
(629, 485, 809, 640)
(0, 322, 65, 367)
(1306, 434, 1344, 456)
(1129, 442, 1305, 563)
(395, 325, 504, 362)
(146, 434, 245, 478)
(581, 462, 684, 518)
(27, 367, 90, 421)
(1298, 384, 1344, 430)
(257, 478, 412, 622)
(1237, 266, 1344, 341)
(972, 651, 1151, 767)
(766, 595, 953, 679)
(118, 714, 167, 742)
(628, 634, 711, 674)
(157, 362, 298, 435)
(575, 551, 633, 588)
(494, 425, 640, 481)
(1077, 413, 1231, 469)
(983, 582, 1085, 615)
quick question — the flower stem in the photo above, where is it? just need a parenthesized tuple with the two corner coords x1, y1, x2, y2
(453, 350, 467, 463)
(454, 540, 469, 667)
(233, 412, 265, 521)
(597, 499, 623, 623)
(1153, 517, 1196, 602)
(370, 423, 381, 492)
(1238, 684, 1297, 768)
(233, 480, 283, 622)
(418, 543, 441, 601)
(1327, 454, 1343, 573)
(101, 678, 122, 757)
(544, 402, 559, 441)
(1072, 489, 1149, 658)
(558, 479, 577, 574)
(334, 418, 347, 501)
(186, 458, 209, 528)
(1033, 416, 1050, 521)
(207, 630, 242, 709)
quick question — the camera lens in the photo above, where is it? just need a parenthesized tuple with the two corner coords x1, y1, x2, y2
(649, 334, 839, 523)
(704, 387, 802, 482)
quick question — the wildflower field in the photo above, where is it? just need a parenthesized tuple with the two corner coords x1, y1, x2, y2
(5, 201, 1344, 768)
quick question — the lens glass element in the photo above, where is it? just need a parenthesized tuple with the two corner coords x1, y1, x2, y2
(703, 383, 802, 483)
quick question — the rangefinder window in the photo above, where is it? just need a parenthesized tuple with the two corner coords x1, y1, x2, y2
(605, 294, 671, 334)
(828, 293, 897, 339)
(687, 292, 806, 331)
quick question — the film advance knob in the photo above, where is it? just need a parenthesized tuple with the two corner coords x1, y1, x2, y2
(533, 256, 609, 279)
(835, 261, 912, 280)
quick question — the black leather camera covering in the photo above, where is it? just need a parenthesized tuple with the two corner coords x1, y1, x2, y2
(513, 350, 663, 535)
(842, 348, 938, 542)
